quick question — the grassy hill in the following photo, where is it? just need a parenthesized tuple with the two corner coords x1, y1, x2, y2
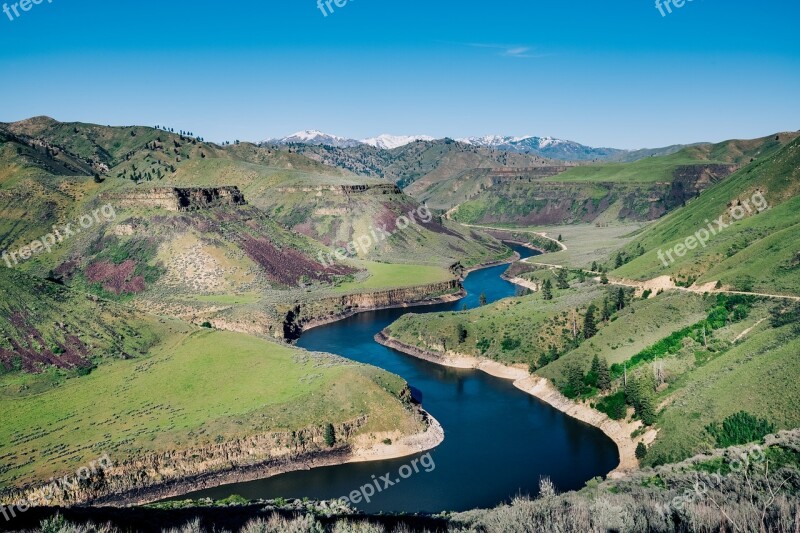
(382, 135, 800, 469)
(0, 269, 426, 495)
(431, 133, 799, 225)
(0, 117, 513, 339)
(611, 135, 800, 295)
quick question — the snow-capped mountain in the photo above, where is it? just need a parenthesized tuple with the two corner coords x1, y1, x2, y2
(265, 130, 362, 148)
(264, 131, 433, 150)
(361, 134, 435, 150)
(263, 131, 646, 161)
(458, 135, 625, 161)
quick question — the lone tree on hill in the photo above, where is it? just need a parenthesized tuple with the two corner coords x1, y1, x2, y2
(324, 423, 336, 447)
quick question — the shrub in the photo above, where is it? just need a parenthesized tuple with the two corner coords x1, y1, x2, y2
(706, 411, 775, 447)
(636, 442, 648, 460)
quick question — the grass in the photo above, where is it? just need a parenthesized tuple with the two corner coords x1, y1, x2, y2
(613, 136, 800, 295)
(645, 321, 800, 466)
(0, 328, 421, 488)
(333, 261, 453, 292)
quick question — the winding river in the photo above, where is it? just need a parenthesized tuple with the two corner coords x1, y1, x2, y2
(184, 245, 618, 513)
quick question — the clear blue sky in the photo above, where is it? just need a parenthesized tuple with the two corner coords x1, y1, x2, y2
(1, 0, 798, 148)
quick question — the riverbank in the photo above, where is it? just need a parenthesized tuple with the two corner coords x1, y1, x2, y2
(1, 404, 444, 508)
(374, 332, 654, 477)
(298, 251, 522, 336)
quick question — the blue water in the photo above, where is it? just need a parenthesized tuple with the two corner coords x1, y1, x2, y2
(182, 245, 618, 512)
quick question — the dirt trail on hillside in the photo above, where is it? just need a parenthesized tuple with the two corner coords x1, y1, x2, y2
(520, 258, 800, 302)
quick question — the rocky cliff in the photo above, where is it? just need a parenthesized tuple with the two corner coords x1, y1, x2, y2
(281, 280, 464, 340)
(103, 187, 246, 211)
(0, 418, 367, 508)
(274, 184, 402, 196)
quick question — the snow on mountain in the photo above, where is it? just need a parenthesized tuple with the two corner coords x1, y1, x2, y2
(458, 135, 623, 161)
(264, 130, 362, 148)
(264, 130, 629, 161)
(361, 134, 435, 150)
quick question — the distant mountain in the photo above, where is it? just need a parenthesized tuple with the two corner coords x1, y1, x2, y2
(457, 135, 629, 161)
(362, 134, 434, 150)
(265, 131, 432, 150)
(265, 131, 689, 162)
(265, 130, 362, 148)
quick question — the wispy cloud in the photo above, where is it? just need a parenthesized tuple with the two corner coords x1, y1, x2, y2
(464, 43, 549, 59)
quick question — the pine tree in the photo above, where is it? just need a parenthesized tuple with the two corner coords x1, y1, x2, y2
(616, 288, 627, 311)
(597, 357, 611, 390)
(556, 268, 570, 289)
(583, 304, 598, 339)
(479, 293, 487, 306)
(591, 261, 598, 272)
(564, 362, 585, 398)
(614, 252, 624, 268)
(457, 323, 468, 344)
(601, 297, 612, 322)
(600, 272, 609, 285)
(324, 423, 336, 447)
(635, 442, 648, 460)
(542, 279, 553, 300)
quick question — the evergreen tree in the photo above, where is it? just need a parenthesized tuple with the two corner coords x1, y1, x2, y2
(635, 442, 648, 460)
(591, 261, 598, 272)
(583, 304, 598, 339)
(614, 252, 624, 268)
(324, 423, 336, 447)
(616, 288, 627, 311)
(563, 362, 585, 398)
(576, 269, 586, 283)
(541, 279, 553, 300)
(600, 272, 609, 285)
(479, 293, 487, 306)
(596, 357, 611, 390)
(457, 323, 468, 344)
(601, 297, 612, 322)
(556, 268, 570, 289)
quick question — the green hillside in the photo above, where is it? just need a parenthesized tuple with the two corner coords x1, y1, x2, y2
(428, 133, 798, 225)
(612, 135, 800, 295)
(0, 268, 425, 494)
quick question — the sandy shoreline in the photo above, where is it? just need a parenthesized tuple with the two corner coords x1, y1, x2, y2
(375, 332, 657, 477)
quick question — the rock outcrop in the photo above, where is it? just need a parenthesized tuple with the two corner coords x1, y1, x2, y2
(103, 187, 246, 211)
(275, 184, 402, 195)
(281, 280, 464, 340)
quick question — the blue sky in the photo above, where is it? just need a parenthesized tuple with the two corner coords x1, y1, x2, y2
(1, 0, 798, 148)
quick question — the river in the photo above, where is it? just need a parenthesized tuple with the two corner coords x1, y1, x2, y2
(182, 244, 618, 513)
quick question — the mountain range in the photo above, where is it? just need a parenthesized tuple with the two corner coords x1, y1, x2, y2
(263, 130, 688, 162)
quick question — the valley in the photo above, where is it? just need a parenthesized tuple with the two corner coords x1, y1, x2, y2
(1, 117, 799, 532)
